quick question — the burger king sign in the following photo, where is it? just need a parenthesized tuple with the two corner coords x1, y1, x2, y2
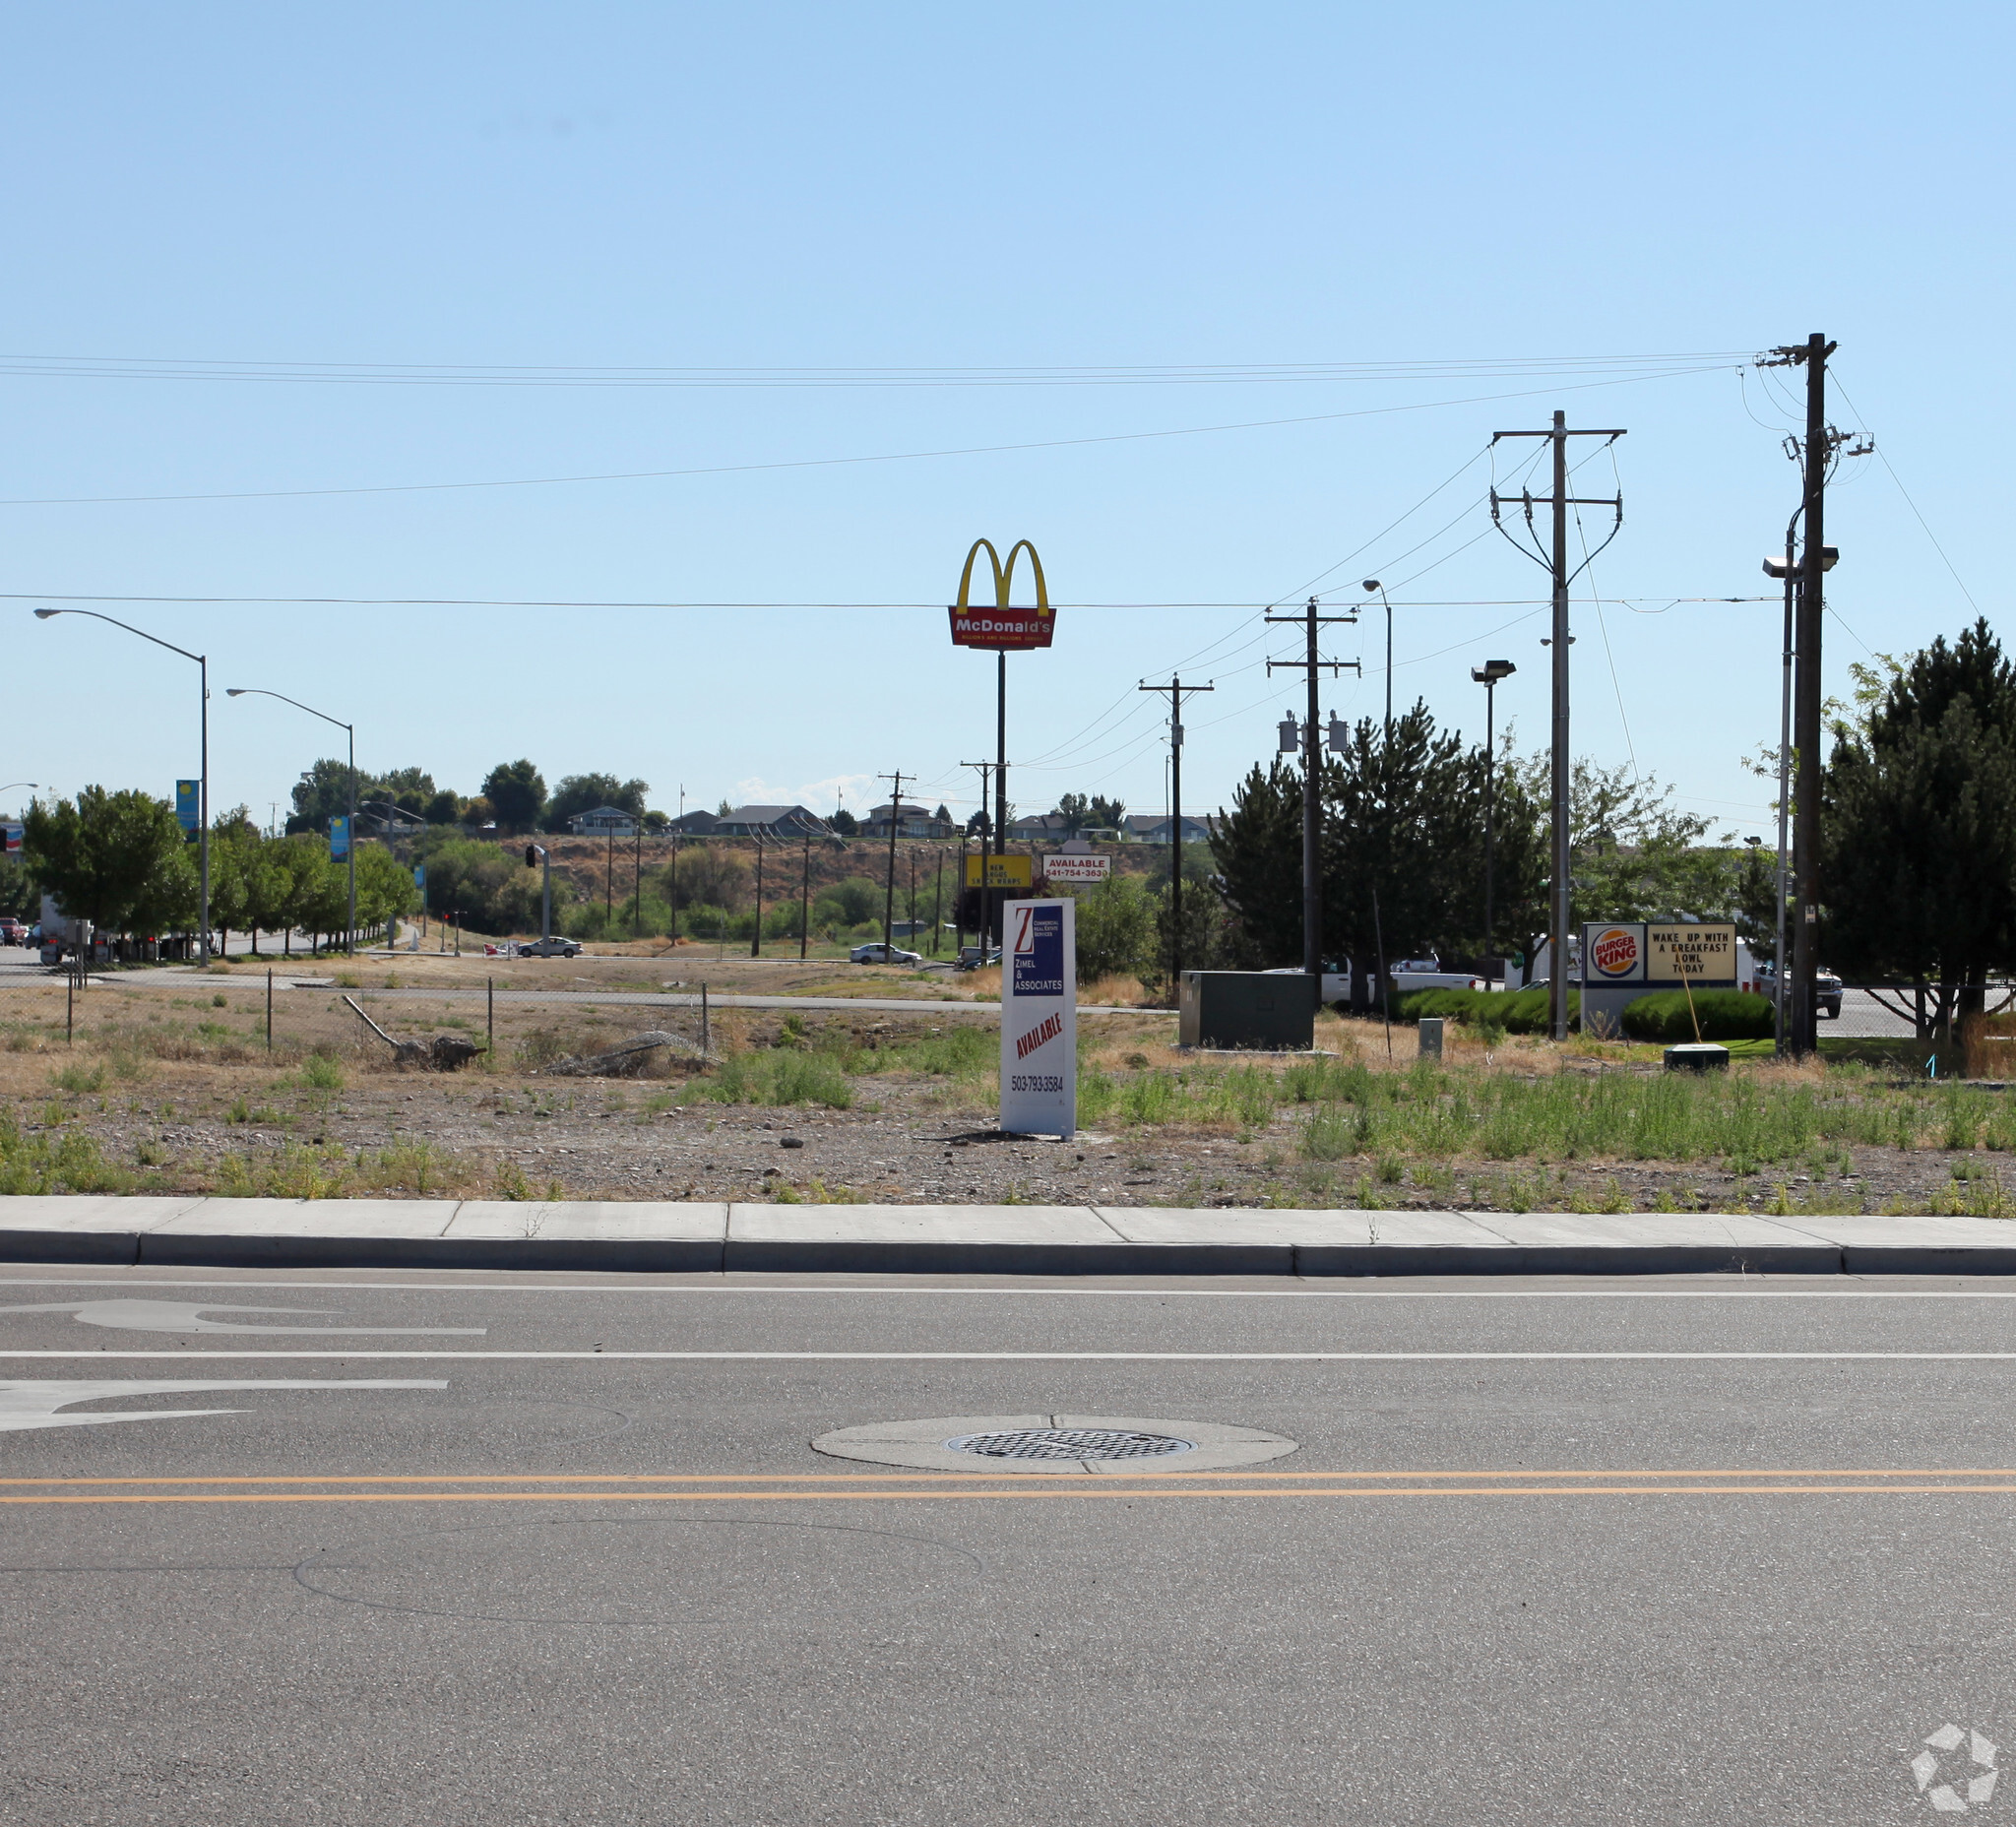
(1587, 923, 1645, 982)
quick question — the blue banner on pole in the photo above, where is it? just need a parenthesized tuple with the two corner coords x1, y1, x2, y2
(329, 815, 349, 859)
(412, 864, 425, 889)
(175, 780, 200, 834)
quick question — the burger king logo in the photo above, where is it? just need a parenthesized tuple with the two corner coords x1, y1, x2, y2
(1591, 926, 1640, 978)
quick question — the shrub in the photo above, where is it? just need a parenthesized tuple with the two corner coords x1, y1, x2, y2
(298, 1052, 346, 1091)
(1073, 874, 1158, 982)
(1619, 990, 1775, 1042)
(1395, 987, 1573, 1034)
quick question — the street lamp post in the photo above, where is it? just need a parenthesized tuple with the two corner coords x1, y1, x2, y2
(35, 608, 212, 963)
(1763, 537, 1837, 1056)
(361, 801, 426, 947)
(525, 844, 552, 948)
(1471, 660, 1517, 981)
(1363, 580, 1396, 734)
(227, 687, 357, 953)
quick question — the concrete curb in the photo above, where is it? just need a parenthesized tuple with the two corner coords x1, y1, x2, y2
(0, 1196, 2012, 1276)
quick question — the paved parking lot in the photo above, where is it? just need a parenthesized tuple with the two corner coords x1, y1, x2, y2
(2, 1265, 2013, 1822)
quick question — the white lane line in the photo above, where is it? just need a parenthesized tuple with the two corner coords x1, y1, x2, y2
(0, 1378, 447, 1432)
(0, 1351, 2013, 1362)
(1, 1280, 2014, 1300)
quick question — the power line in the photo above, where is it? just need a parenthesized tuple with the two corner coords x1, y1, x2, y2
(1829, 370, 1982, 616)
(0, 365, 1734, 509)
(0, 590, 1771, 610)
(0, 349, 1754, 390)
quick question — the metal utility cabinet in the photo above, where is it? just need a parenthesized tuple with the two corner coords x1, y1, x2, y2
(1179, 972, 1316, 1050)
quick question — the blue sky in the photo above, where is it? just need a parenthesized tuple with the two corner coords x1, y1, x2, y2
(4, 3, 2007, 838)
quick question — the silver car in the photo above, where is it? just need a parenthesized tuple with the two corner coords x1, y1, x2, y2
(850, 942, 922, 966)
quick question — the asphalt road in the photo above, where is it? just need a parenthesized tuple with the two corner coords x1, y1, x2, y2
(1, 1267, 2012, 1824)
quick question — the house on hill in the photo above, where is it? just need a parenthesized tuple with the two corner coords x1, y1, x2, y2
(863, 802, 954, 840)
(1122, 812, 1215, 845)
(715, 803, 829, 839)
(1006, 811, 1073, 842)
(566, 805, 639, 836)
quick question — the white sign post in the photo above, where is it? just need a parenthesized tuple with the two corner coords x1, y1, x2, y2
(1000, 897, 1076, 1138)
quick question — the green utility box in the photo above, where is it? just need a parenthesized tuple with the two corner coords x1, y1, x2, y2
(1178, 972, 1317, 1050)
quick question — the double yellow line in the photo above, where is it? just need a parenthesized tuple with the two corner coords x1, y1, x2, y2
(3, 1467, 2015, 1506)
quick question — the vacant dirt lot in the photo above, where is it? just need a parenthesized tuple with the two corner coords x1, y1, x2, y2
(4, 961, 2014, 1217)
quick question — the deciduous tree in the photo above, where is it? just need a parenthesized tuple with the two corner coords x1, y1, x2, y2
(481, 760, 547, 834)
(23, 788, 193, 937)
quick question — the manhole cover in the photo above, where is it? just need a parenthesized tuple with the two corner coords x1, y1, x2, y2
(943, 1427, 1195, 1462)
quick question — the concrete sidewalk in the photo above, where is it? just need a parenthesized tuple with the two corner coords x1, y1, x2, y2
(1, 1195, 2013, 1275)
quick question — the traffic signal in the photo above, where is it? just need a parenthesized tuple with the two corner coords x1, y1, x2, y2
(525, 846, 537, 868)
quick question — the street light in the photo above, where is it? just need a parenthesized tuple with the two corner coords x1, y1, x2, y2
(1362, 580, 1396, 733)
(226, 687, 356, 954)
(35, 607, 212, 962)
(1471, 660, 1517, 978)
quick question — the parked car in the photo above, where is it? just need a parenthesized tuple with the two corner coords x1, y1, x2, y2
(516, 936, 583, 958)
(1260, 961, 1351, 1004)
(851, 942, 922, 966)
(0, 917, 24, 945)
(1754, 961, 1843, 1018)
(952, 945, 1000, 972)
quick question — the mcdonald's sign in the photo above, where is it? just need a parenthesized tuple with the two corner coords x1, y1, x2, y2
(948, 537, 1055, 650)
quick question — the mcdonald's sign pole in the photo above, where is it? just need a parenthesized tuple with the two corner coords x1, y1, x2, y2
(950, 539, 1054, 953)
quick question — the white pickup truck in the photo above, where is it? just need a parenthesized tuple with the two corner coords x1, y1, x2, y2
(1260, 962, 1353, 1005)
(1388, 958, 1487, 993)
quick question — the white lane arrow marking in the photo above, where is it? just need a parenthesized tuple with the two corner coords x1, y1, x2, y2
(0, 1300, 484, 1337)
(0, 1379, 447, 1432)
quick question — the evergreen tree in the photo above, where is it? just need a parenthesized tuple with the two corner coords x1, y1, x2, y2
(1823, 617, 2016, 1033)
(1209, 705, 1546, 982)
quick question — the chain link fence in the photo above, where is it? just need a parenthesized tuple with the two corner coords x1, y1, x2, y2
(1823, 985, 2016, 1040)
(0, 962, 714, 1077)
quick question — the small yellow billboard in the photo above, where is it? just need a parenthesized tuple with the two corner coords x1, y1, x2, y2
(965, 853, 1034, 889)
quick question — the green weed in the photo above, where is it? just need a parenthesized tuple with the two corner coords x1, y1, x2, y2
(299, 1053, 346, 1092)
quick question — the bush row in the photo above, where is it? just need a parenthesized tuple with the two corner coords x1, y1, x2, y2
(1394, 985, 1775, 1041)
(1393, 987, 1571, 1034)
(1618, 989, 1776, 1042)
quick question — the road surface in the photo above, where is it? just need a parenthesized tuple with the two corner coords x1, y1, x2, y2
(0, 1264, 2009, 1823)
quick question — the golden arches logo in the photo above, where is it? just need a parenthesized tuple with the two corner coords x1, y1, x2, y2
(948, 537, 1055, 650)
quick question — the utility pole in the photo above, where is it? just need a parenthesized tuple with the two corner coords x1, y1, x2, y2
(1490, 413, 1626, 1040)
(1795, 335, 1829, 1059)
(960, 760, 995, 951)
(1756, 334, 1849, 1057)
(877, 770, 907, 957)
(955, 832, 969, 957)
(799, 821, 812, 961)
(932, 847, 944, 956)
(1140, 674, 1214, 992)
(750, 836, 765, 957)
(1266, 598, 1358, 1008)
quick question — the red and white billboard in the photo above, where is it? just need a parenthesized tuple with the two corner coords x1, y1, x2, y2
(947, 605, 1055, 651)
(1040, 852, 1110, 885)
